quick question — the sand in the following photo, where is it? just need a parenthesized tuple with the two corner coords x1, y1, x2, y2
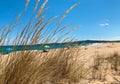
(0, 42, 120, 84)
(77, 43, 120, 84)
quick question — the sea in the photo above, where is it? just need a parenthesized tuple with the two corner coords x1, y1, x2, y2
(0, 40, 103, 54)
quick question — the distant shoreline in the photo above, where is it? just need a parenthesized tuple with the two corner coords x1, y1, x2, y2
(0, 41, 120, 55)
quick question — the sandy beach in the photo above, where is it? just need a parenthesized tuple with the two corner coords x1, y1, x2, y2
(0, 42, 120, 84)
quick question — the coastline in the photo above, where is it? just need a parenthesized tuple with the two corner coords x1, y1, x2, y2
(0, 42, 120, 84)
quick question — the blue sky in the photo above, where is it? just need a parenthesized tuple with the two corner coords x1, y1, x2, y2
(0, 0, 120, 41)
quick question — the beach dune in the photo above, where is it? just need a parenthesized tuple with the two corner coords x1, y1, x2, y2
(0, 43, 120, 84)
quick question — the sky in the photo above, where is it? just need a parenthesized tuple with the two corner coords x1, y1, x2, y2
(0, 0, 120, 41)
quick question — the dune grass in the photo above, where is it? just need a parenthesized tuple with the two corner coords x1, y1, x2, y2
(0, 0, 120, 84)
(91, 52, 120, 82)
(0, 0, 83, 84)
(1, 47, 119, 84)
(0, 48, 87, 84)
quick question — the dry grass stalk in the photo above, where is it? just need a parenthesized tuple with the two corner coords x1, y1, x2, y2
(24, 0, 30, 12)
(1, 48, 87, 84)
(36, 0, 48, 18)
(34, 0, 41, 12)
(0, 0, 83, 84)
(58, 2, 80, 24)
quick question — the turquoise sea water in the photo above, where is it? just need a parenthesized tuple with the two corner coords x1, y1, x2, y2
(0, 42, 91, 54)
(0, 40, 118, 54)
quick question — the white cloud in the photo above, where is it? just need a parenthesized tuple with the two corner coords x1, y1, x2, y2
(99, 23, 110, 27)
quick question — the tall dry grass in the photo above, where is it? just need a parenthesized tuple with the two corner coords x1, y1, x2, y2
(0, 48, 89, 84)
(0, 0, 79, 46)
(0, 0, 120, 84)
(0, 0, 86, 84)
